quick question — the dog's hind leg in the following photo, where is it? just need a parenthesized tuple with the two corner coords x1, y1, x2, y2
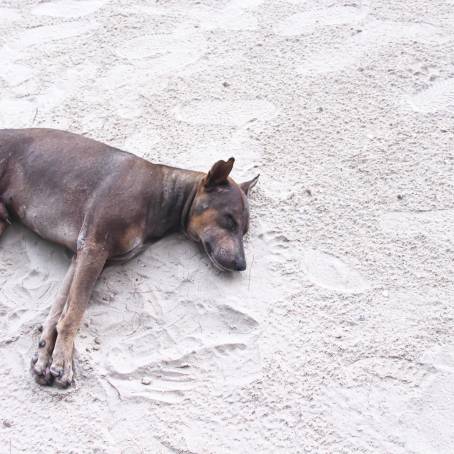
(49, 243, 108, 388)
(32, 257, 77, 385)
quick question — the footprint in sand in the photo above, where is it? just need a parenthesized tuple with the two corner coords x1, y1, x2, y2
(7, 22, 97, 49)
(297, 20, 447, 75)
(106, 340, 260, 402)
(0, 8, 20, 22)
(175, 100, 278, 126)
(382, 346, 454, 452)
(91, 65, 168, 122)
(380, 210, 454, 238)
(190, 0, 264, 31)
(140, 0, 263, 31)
(0, 21, 96, 86)
(194, 7, 258, 31)
(31, 0, 107, 18)
(301, 249, 370, 293)
(0, 62, 97, 127)
(405, 365, 454, 452)
(317, 356, 434, 452)
(406, 79, 454, 114)
(100, 301, 260, 402)
(298, 49, 359, 75)
(116, 27, 207, 74)
(274, 6, 367, 36)
(363, 20, 448, 44)
(96, 65, 168, 94)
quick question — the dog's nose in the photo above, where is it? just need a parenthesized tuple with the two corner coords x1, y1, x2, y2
(234, 256, 246, 271)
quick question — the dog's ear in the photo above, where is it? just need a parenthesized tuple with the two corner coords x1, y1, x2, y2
(205, 157, 234, 187)
(240, 174, 259, 196)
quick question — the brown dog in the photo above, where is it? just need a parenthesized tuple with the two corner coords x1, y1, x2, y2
(0, 128, 258, 388)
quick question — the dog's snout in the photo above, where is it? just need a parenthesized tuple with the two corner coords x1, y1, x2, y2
(201, 235, 246, 272)
(234, 256, 246, 271)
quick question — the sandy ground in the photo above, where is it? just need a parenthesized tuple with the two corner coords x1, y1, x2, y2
(1, 0, 454, 453)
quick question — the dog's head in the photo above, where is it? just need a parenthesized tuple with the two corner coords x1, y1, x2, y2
(186, 158, 259, 272)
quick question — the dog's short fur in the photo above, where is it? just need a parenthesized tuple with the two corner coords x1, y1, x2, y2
(0, 128, 258, 388)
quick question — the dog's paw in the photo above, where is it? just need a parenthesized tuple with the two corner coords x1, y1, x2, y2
(49, 356, 74, 389)
(31, 349, 54, 386)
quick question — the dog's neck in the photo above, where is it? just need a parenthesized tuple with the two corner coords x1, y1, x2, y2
(145, 165, 203, 239)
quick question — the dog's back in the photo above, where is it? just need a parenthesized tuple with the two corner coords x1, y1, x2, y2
(0, 129, 148, 250)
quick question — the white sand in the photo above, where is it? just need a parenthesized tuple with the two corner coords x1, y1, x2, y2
(1, 0, 454, 453)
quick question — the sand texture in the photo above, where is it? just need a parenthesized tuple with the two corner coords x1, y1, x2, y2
(1, 0, 454, 453)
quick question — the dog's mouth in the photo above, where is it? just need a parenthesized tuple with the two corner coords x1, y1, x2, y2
(201, 241, 232, 272)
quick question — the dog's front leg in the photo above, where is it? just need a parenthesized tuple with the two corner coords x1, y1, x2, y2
(32, 257, 76, 385)
(0, 220, 7, 237)
(0, 201, 11, 237)
(49, 244, 108, 388)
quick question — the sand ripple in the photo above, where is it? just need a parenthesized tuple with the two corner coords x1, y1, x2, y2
(116, 28, 207, 74)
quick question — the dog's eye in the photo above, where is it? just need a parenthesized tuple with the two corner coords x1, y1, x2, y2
(222, 214, 237, 232)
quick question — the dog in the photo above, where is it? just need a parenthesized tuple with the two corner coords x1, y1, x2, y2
(0, 128, 259, 388)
